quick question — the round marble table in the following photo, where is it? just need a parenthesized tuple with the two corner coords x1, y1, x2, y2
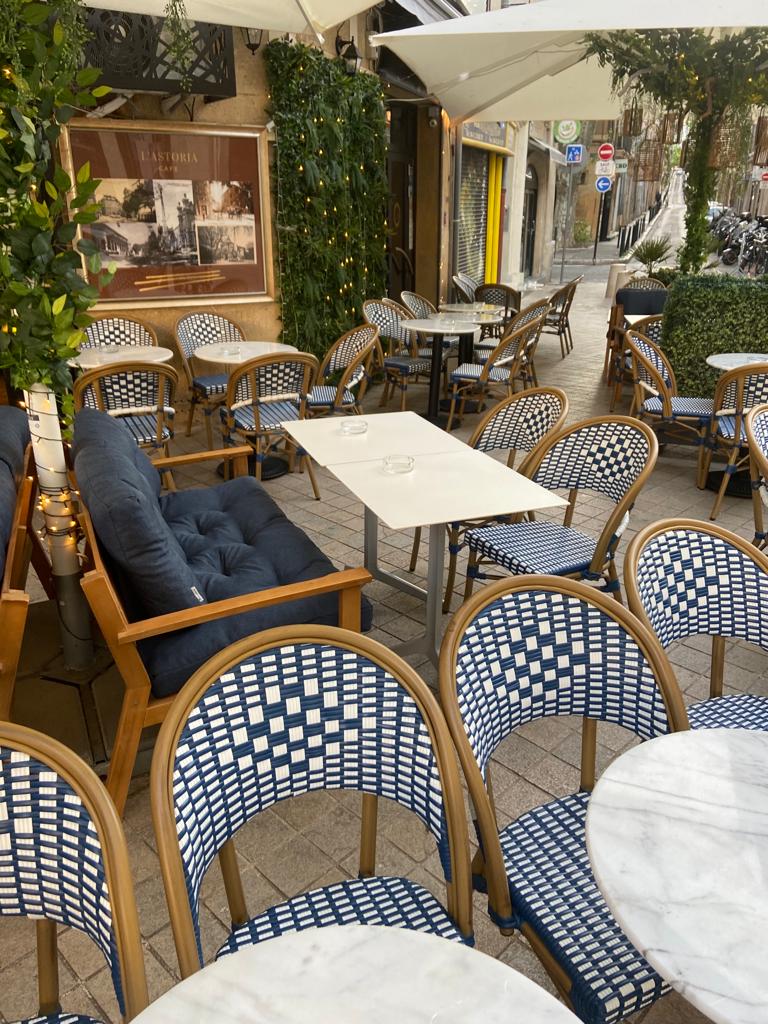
(402, 317, 486, 425)
(705, 352, 768, 372)
(193, 340, 298, 366)
(440, 302, 504, 315)
(131, 925, 578, 1024)
(69, 344, 174, 369)
(586, 729, 768, 1024)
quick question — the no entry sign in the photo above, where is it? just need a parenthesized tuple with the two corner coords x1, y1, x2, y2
(597, 142, 615, 161)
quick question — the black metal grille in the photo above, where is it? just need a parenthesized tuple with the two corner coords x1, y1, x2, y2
(84, 8, 235, 97)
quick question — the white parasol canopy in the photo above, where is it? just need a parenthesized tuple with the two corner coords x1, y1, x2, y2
(371, 0, 768, 122)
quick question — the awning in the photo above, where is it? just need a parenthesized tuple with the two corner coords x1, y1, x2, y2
(529, 136, 567, 167)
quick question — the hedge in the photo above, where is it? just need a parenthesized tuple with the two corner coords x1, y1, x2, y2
(662, 275, 768, 396)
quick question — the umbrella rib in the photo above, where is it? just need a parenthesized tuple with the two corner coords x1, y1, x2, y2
(294, 0, 325, 43)
(429, 36, 585, 95)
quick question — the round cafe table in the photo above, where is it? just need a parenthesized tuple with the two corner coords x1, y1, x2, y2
(193, 340, 298, 367)
(439, 302, 505, 314)
(69, 344, 174, 370)
(131, 925, 578, 1024)
(586, 729, 768, 1024)
(705, 352, 768, 373)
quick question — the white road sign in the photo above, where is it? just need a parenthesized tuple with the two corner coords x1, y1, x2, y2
(614, 158, 629, 174)
(594, 160, 616, 176)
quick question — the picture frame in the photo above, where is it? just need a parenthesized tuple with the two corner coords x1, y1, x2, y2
(62, 119, 274, 307)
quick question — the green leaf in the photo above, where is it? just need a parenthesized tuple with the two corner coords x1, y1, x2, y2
(52, 294, 66, 315)
(53, 166, 72, 191)
(76, 161, 91, 184)
(77, 67, 102, 87)
(52, 21, 64, 46)
(15, 162, 34, 174)
(44, 180, 58, 200)
(92, 85, 111, 98)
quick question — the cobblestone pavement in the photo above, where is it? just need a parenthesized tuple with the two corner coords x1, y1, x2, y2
(2, 275, 762, 1024)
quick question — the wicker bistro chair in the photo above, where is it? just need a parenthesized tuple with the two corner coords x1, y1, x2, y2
(464, 416, 658, 603)
(542, 276, 581, 358)
(0, 721, 148, 1022)
(452, 273, 478, 303)
(626, 276, 667, 290)
(625, 519, 768, 732)
(409, 388, 569, 612)
(474, 284, 521, 337)
(307, 325, 378, 416)
(221, 352, 321, 499)
(83, 315, 157, 350)
(439, 576, 688, 1024)
(151, 626, 474, 979)
(746, 404, 768, 549)
(698, 363, 768, 521)
(363, 299, 432, 411)
(609, 315, 663, 413)
(73, 362, 178, 460)
(174, 312, 245, 450)
(603, 286, 667, 390)
(445, 302, 549, 431)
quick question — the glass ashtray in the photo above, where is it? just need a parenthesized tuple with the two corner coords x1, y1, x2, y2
(382, 454, 414, 474)
(220, 346, 241, 357)
(340, 419, 368, 436)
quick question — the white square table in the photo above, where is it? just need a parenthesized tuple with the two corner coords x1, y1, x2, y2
(287, 414, 566, 664)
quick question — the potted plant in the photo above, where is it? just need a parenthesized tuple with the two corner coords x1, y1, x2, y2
(630, 235, 673, 278)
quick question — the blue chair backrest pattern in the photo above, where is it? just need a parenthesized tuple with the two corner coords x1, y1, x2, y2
(79, 368, 174, 413)
(453, 589, 672, 774)
(473, 392, 565, 456)
(325, 326, 377, 386)
(363, 300, 412, 349)
(171, 642, 451, 958)
(176, 313, 244, 360)
(633, 526, 768, 650)
(83, 317, 154, 350)
(401, 292, 435, 320)
(231, 358, 308, 405)
(0, 745, 124, 1012)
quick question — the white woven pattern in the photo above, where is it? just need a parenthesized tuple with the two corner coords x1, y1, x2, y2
(83, 318, 153, 349)
(176, 313, 244, 360)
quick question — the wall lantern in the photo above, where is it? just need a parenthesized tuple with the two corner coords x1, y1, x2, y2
(241, 27, 264, 55)
(335, 34, 362, 75)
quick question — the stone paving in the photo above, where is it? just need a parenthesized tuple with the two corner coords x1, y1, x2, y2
(2, 274, 764, 1023)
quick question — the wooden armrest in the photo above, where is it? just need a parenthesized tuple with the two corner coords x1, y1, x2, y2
(152, 446, 252, 470)
(116, 567, 372, 643)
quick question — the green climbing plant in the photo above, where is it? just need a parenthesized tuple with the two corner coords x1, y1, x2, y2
(264, 39, 388, 356)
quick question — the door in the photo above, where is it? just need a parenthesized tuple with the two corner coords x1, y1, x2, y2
(458, 146, 489, 282)
(387, 104, 416, 297)
(521, 164, 538, 278)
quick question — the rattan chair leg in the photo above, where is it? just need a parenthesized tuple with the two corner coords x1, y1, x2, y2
(304, 455, 321, 501)
(399, 382, 407, 411)
(463, 551, 478, 601)
(409, 527, 421, 572)
(579, 717, 597, 791)
(36, 919, 59, 1016)
(106, 688, 150, 814)
(219, 838, 248, 927)
(359, 793, 378, 876)
(710, 635, 726, 698)
(606, 561, 623, 604)
(709, 449, 738, 520)
(185, 397, 196, 437)
(445, 392, 459, 432)
(697, 437, 713, 490)
(203, 408, 213, 451)
(750, 456, 765, 547)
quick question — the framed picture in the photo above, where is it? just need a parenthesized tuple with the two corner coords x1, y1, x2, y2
(63, 120, 272, 304)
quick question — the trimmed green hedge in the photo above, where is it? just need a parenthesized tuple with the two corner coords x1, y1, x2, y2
(662, 275, 768, 396)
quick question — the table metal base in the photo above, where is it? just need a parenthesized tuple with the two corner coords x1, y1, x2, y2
(705, 469, 752, 499)
(216, 453, 290, 480)
(364, 507, 444, 666)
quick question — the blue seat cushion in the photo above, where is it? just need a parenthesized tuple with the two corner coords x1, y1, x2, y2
(74, 409, 161, 498)
(114, 413, 173, 447)
(715, 414, 747, 443)
(498, 792, 667, 1024)
(0, 406, 30, 479)
(615, 288, 668, 317)
(688, 693, 768, 730)
(193, 374, 227, 398)
(467, 522, 597, 577)
(308, 385, 357, 408)
(215, 877, 466, 960)
(139, 476, 372, 697)
(640, 396, 713, 421)
(15, 1016, 103, 1023)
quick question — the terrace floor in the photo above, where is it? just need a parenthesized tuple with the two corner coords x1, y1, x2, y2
(2, 276, 762, 1023)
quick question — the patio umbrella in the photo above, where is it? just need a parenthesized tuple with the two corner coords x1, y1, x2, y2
(371, 0, 768, 122)
(87, 0, 373, 38)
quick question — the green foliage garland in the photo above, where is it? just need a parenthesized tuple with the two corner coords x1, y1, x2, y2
(265, 40, 388, 356)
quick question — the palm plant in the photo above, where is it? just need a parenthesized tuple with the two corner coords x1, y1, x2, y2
(631, 235, 673, 277)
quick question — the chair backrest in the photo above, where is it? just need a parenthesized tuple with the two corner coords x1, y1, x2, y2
(452, 275, 475, 303)
(546, 282, 570, 314)
(713, 363, 768, 417)
(83, 316, 157, 350)
(628, 276, 667, 290)
(625, 518, 768, 654)
(479, 314, 544, 384)
(0, 721, 147, 1019)
(469, 387, 569, 466)
(474, 283, 521, 317)
(491, 298, 550, 366)
(151, 626, 472, 973)
(400, 291, 436, 320)
(363, 298, 414, 354)
(747, 404, 768, 485)
(625, 330, 676, 415)
(74, 362, 178, 415)
(225, 352, 318, 432)
(318, 324, 378, 393)
(174, 312, 244, 384)
(630, 315, 664, 347)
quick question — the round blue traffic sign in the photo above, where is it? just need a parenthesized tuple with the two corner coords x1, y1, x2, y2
(595, 176, 613, 193)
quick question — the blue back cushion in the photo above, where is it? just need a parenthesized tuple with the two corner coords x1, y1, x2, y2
(0, 407, 30, 582)
(615, 287, 668, 317)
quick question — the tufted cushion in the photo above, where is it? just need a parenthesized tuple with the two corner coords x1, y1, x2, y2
(615, 288, 668, 318)
(74, 408, 161, 499)
(0, 407, 30, 583)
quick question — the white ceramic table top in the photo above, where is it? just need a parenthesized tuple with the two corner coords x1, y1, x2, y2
(440, 302, 504, 314)
(331, 447, 566, 530)
(69, 345, 173, 369)
(131, 925, 579, 1024)
(283, 411, 466, 467)
(705, 352, 768, 372)
(193, 341, 298, 365)
(402, 317, 483, 334)
(587, 729, 768, 1024)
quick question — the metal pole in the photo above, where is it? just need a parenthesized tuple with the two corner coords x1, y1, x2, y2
(559, 166, 574, 283)
(592, 192, 605, 264)
(450, 126, 463, 293)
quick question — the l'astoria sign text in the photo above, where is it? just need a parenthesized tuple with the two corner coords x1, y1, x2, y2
(65, 121, 269, 302)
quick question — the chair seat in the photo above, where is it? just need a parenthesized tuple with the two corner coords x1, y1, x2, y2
(640, 396, 714, 421)
(688, 692, 768, 730)
(229, 400, 300, 432)
(499, 792, 667, 1024)
(308, 384, 357, 408)
(466, 521, 597, 577)
(15, 1016, 104, 1023)
(192, 374, 228, 397)
(116, 413, 173, 447)
(215, 876, 467, 959)
(715, 414, 748, 443)
(385, 356, 432, 377)
(450, 362, 512, 385)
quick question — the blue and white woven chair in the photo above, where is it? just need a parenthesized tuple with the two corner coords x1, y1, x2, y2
(452, 272, 478, 303)
(474, 284, 521, 338)
(409, 387, 569, 612)
(363, 299, 432, 411)
(542, 276, 581, 358)
(307, 325, 378, 416)
(464, 416, 658, 602)
(174, 312, 245, 450)
(746, 404, 768, 550)
(439, 576, 689, 1024)
(699, 362, 768, 520)
(151, 625, 473, 978)
(0, 721, 147, 1023)
(609, 315, 664, 413)
(221, 352, 320, 497)
(73, 362, 177, 462)
(625, 518, 768, 731)
(82, 316, 157, 350)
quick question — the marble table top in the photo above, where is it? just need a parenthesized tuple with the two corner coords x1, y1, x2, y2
(68, 345, 174, 369)
(402, 317, 484, 334)
(131, 925, 579, 1024)
(705, 352, 768, 372)
(440, 302, 504, 314)
(193, 340, 298, 365)
(587, 729, 768, 1024)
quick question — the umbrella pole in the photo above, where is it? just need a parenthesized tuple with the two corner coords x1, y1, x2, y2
(450, 125, 463, 292)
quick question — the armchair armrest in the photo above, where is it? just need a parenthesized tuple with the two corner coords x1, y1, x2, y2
(152, 446, 253, 472)
(115, 567, 372, 643)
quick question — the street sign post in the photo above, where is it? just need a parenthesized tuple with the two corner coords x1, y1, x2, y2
(593, 175, 612, 264)
(594, 160, 616, 177)
(566, 144, 584, 164)
(554, 120, 581, 144)
(597, 142, 615, 161)
(595, 176, 612, 193)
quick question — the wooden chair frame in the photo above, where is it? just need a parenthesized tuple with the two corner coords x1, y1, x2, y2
(463, 415, 659, 603)
(150, 624, 473, 978)
(699, 363, 768, 521)
(541, 277, 581, 358)
(452, 274, 476, 304)
(363, 298, 433, 411)
(746, 403, 768, 550)
(439, 574, 688, 1011)
(625, 516, 768, 703)
(173, 311, 245, 450)
(474, 284, 521, 337)
(609, 315, 664, 413)
(77, 444, 371, 814)
(83, 315, 158, 350)
(0, 720, 148, 1020)
(311, 325, 379, 416)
